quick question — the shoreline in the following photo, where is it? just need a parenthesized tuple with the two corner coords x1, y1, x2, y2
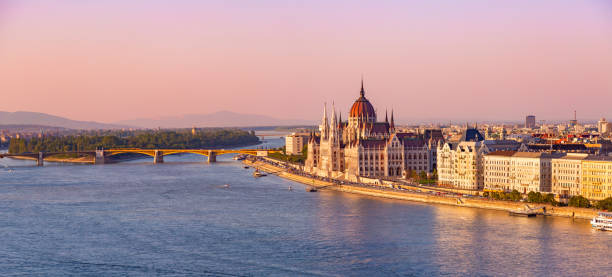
(245, 159, 599, 220)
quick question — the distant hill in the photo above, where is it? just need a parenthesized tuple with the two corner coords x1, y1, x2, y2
(115, 111, 314, 128)
(0, 111, 132, 130)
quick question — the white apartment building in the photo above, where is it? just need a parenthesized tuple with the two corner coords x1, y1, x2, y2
(551, 153, 588, 202)
(437, 128, 524, 190)
(285, 132, 310, 155)
(483, 151, 514, 191)
(484, 151, 564, 193)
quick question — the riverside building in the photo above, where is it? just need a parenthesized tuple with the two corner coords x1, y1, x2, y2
(581, 156, 612, 200)
(285, 132, 310, 155)
(304, 81, 443, 181)
(551, 153, 588, 203)
(484, 151, 564, 194)
(437, 129, 524, 190)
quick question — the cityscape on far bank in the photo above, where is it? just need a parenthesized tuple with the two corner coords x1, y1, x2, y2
(283, 81, 612, 207)
(3, 79, 612, 209)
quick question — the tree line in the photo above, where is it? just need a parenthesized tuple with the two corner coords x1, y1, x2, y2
(482, 190, 612, 210)
(8, 129, 260, 153)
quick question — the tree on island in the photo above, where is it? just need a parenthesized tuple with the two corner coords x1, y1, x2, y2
(8, 129, 260, 154)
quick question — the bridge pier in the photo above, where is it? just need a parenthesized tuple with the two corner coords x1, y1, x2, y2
(95, 150, 106, 164)
(154, 150, 164, 164)
(37, 152, 44, 166)
(207, 151, 216, 163)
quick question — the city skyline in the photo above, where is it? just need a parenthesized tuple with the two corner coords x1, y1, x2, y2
(1, 0, 611, 123)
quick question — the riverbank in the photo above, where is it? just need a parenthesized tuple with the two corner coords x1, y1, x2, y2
(245, 159, 599, 220)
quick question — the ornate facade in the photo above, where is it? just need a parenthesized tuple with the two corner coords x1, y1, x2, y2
(437, 129, 526, 190)
(305, 81, 443, 181)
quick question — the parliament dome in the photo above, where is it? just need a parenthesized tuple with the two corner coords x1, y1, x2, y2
(349, 82, 376, 119)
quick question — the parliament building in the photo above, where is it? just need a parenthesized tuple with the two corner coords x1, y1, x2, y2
(304, 81, 443, 181)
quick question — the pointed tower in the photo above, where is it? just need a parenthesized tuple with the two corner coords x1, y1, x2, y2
(500, 125, 506, 140)
(360, 75, 365, 97)
(330, 103, 338, 144)
(390, 110, 395, 133)
(385, 109, 389, 123)
(320, 103, 329, 140)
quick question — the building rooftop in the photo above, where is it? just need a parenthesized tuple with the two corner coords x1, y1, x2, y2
(460, 128, 484, 142)
(555, 153, 589, 160)
(486, 150, 516, 157)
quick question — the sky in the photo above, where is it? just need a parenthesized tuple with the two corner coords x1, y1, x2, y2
(0, 0, 611, 124)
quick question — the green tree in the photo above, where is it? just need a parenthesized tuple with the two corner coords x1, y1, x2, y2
(509, 190, 522, 201)
(543, 193, 558, 206)
(594, 197, 612, 210)
(527, 191, 544, 203)
(419, 171, 427, 181)
(568, 195, 591, 208)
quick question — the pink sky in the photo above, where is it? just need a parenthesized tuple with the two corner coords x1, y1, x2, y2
(1, 0, 611, 123)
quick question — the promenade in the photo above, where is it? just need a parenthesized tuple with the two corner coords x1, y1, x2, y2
(245, 157, 599, 220)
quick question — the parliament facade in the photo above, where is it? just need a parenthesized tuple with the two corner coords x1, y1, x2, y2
(304, 81, 443, 181)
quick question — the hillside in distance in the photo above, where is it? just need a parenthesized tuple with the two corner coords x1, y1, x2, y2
(115, 111, 314, 128)
(0, 111, 132, 130)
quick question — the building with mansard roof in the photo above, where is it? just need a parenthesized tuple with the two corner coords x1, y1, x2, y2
(437, 128, 526, 190)
(304, 80, 443, 181)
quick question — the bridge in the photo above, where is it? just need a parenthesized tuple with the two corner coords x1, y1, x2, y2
(0, 148, 280, 166)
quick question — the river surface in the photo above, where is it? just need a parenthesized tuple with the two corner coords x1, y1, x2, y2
(0, 138, 610, 276)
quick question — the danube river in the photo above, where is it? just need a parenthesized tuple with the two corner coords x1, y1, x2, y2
(0, 138, 610, 276)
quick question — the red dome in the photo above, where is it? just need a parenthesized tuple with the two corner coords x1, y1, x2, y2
(350, 95, 376, 118)
(350, 83, 376, 119)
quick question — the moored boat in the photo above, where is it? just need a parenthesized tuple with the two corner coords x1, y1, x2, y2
(233, 154, 246, 161)
(591, 212, 612, 231)
(253, 169, 267, 177)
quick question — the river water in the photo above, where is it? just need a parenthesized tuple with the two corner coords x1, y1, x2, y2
(0, 138, 610, 276)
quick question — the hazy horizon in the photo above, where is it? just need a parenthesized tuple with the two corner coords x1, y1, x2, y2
(1, 0, 611, 123)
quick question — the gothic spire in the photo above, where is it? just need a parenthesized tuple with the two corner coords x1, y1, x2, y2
(385, 109, 388, 123)
(390, 109, 395, 130)
(321, 102, 329, 139)
(331, 102, 337, 129)
(360, 75, 365, 97)
(322, 102, 328, 122)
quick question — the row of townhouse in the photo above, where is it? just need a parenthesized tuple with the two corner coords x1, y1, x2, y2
(484, 151, 612, 201)
(436, 128, 525, 190)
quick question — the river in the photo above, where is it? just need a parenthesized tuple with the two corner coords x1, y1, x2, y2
(0, 137, 610, 276)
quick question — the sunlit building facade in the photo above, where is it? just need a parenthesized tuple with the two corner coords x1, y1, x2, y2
(305, 81, 443, 181)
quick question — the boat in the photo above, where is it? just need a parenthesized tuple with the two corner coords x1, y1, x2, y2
(509, 205, 545, 217)
(233, 154, 246, 161)
(243, 166, 250, 169)
(253, 170, 267, 177)
(591, 212, 612, 231)
(306, 186, 317, 192)
(223, 184, 230, 188)
(509, 210, 537, 217)
(288, 186, 293, 191)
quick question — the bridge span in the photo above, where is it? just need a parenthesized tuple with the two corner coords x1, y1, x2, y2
(0, 148, 279, 166)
